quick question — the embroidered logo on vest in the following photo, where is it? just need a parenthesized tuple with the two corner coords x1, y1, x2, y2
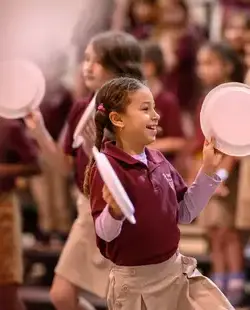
(162, 173, 175, 191)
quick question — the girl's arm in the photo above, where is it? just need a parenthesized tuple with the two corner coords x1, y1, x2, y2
(95, 204, 124, 242)
(171, 139, 224, 223)
(24, 110, 71, 176)
(111, 0, 131, 30)
(0, 163, 39, 177)
(90, 167, 125, 242)
(178, 168, 221, 224)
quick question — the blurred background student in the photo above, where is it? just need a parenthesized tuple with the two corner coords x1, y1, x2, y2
(189, 42, 247, 307)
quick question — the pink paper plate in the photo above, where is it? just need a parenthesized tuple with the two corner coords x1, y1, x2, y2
(0, 60, 45, 119)
(200, 82, 250, 157)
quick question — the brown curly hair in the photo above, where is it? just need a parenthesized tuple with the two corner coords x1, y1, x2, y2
(83, 77, 145, 197)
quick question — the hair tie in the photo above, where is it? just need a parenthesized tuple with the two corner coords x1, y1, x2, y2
(97, 104, 106, 113)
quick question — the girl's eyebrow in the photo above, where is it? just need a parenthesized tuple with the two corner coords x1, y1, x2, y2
(141, 101, 156, 106)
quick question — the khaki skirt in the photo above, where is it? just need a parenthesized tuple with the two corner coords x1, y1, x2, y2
(55, 192, 111, 298)
(0, 192, 23, 285)
(107, 252, 233, 310)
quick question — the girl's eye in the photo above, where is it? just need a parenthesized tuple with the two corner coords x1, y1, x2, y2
(83, 55, 90, 62)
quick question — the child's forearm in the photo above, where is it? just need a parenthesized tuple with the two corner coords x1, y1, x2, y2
(95, 205, 124, 242)
(111, 0, 130, 30)
(0, 163, 40, 177)
(178, 169, 221, 224)
(32, 128, 71, 176)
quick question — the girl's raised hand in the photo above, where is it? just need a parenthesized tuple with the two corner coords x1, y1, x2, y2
(24, 109, 46, 136)
(202, 138, 223, 176)
(81, 117, 96, 157)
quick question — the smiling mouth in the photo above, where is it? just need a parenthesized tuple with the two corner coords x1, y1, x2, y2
(146, 125, 158, 131)
(84, 75, 95, 80)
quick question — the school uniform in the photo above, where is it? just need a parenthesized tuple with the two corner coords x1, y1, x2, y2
(155, 91, 183, 141)
(0, 118, 38, 285)
(155, 90, 184, 166)
(55, 99, 111, 298)
(90, 141, 233, 310)
(161, 33, 199, 114)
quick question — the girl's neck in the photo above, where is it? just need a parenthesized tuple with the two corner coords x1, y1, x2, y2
(115, 138, 145, 155)
(146, 77, 163, 97)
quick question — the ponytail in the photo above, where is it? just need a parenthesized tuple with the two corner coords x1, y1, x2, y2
(83, 106, 109, 197)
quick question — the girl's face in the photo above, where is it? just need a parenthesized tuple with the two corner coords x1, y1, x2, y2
(111, 86, 160, 153)
(82, 43, 114, 92)
(158, 1, 187, 28)
(133, 1, 155, 23)
(196, 47, 230, 88)
(224, 14, 247, 52)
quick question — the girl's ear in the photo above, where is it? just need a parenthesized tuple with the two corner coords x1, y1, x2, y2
(109, 111, 125, 130)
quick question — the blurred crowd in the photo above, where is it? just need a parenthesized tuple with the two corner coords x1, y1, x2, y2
(3, 0, 250, 308)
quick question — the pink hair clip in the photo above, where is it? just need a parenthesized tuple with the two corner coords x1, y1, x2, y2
(98, 104, 106, 113)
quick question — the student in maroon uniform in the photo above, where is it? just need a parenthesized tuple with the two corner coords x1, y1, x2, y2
(0, 118, 39, 310)
(25, 31, 144, 310)
(190, 42, 246, 307)
(84, 76, 233, 310)
(155, 0, 200, 114)
(127, 0, 157, 40)
(142, 42, 185, 165)
(31, 83, 73, 245)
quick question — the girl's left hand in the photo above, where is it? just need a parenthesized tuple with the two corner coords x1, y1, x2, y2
(202, 138, 223, 176)
(81, 117, 96, 157)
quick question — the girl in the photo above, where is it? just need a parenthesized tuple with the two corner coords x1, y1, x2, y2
(84, 76, 233, 310)
(127, 0, 157, 40)
(190, 42, 246, 307)
(24, 31, 143, 310)
(30, 69, 73, 245)
(154, 0, 200, 114)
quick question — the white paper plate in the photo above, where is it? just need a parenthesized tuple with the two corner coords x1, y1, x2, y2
(0, 60, 45, 119)
(0, 82, 45, 119)
(200, 82, 250, 156)
(92, 146, 136, 224)
(72, 94, 96, 149)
